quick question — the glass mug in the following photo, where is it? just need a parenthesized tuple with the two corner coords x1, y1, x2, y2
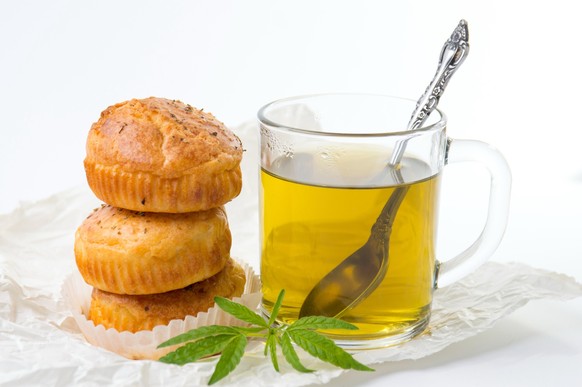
(258, 93, 511, 349)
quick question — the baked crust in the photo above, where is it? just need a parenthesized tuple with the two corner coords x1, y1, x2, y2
(88, 258, 246, 333)
(84, 97, 243, 212)
(74, 204, 231, 295)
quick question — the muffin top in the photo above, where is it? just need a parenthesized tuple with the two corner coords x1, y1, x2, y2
(85, 97, 243, 178)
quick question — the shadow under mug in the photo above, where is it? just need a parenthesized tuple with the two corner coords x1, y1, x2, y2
(258, 93, 511, 349)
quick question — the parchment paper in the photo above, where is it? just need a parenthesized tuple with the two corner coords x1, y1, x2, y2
(1, 121, 581, 386)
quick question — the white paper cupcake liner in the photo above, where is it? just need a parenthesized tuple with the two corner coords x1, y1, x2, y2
(61, 259, 262, 360)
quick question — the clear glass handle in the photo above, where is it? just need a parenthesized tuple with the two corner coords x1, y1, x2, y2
(436, 138, 512, 288)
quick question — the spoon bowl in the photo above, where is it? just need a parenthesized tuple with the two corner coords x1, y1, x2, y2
(299, 185, 408, 318)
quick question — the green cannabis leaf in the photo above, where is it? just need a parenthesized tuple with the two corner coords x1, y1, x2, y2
(158, 289, 373, 384)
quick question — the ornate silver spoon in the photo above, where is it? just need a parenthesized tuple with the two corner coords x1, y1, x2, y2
(299, 20, 470, 319)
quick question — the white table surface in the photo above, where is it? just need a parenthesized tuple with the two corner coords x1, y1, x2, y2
(1, 1, 581, 386)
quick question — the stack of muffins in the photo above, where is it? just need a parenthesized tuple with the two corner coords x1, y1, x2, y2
(74, 97, 246, 333)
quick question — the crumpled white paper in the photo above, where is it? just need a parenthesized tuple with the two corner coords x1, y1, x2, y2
(1, 121, 582, 386)
(61, 262, 262, 361)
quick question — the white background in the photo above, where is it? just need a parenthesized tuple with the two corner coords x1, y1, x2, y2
(1, 1, 581, 386)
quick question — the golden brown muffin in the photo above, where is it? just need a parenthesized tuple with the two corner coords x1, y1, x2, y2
(84, 97, 243, 213)
(88, 258, 246, 333)
(75, 204, 231, 295)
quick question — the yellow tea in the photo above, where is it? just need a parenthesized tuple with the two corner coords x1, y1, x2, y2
(260, 156, 440, 344)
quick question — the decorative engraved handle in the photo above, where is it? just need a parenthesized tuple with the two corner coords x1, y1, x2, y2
(370, 185, 409, 244)
(407, 20, 469, 131)
(390, 20, 470, 170)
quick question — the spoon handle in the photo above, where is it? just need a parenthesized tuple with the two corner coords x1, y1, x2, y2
(370, 185, 409, 244)
(389, 20, 470, 168)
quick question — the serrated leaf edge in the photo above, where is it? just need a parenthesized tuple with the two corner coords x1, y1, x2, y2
(158, 334, 235, 365)
(208, 334, 248, 385)
(287, 329, 373, 372)
(157, 325, 239, 348)
(280, 332, 314, 373)
(267, 333, 279, 372)
(267, 289, 285, 327)
(288, 315, 359, 332)
(214, 296, 268, 328)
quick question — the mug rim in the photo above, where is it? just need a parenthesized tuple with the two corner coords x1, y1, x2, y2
(257, 92, 447, 137)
